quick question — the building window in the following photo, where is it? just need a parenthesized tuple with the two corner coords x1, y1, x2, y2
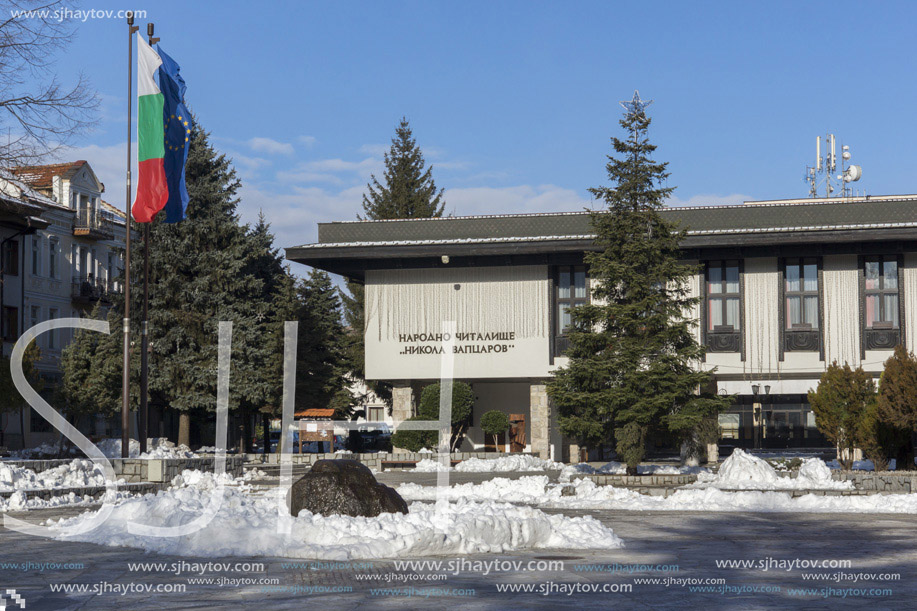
(2, 306, 18, 341)
(865, 256, 899, 329)
(48, 307, 57, 349)
(1, 239, 18, 276)
(31, 236, 40, 276)
(555, 265, 587, 335)
(49, 238, 59, 279)
(30, 305, 39, 331)
(785, 258, 819, 329)
(706, 260, 741, 331)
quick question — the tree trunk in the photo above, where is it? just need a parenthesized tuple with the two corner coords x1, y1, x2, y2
(626, 465, 638, 476)
(262, 413, 270, 454)
(178, 412, 190, 447)
(19, 405, 27, 450)
(238, 407, 250, 454)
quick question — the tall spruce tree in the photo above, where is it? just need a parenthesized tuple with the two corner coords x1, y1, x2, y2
(344, 118, 446, 409)
(296, 270, 352, 419)
(89, 121, 282, 447)
(547, 92, 730, 474)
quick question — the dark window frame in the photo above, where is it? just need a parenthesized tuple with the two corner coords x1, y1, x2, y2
(864, 255, 900, 330)
(552, 265, 588, 357)
(779, 257, 824, 358)
(702, 260, 744, 355)
(706, 260, 742, 332)
(1, 239, 18, 276)
(2, 305, 18, 341)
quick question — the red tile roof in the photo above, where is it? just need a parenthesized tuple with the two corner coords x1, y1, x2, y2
(10, 161, 88, 189)
(294, 408, 336, 419)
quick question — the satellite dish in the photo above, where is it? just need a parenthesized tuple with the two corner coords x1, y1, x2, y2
(843, 165, 862, 182)
(842, 151, 851, 160)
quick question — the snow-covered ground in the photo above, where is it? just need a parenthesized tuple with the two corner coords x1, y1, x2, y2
(690, 449, 853, 490)
(50, 479, 623, 559)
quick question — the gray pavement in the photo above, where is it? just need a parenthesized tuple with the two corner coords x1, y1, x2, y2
(2, 502, 914, 610)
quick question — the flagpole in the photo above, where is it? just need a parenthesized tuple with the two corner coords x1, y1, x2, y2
(139, 23, 159, 455)
(122, 13, 139, 459)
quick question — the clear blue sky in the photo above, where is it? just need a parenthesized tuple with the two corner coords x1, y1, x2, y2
(46, 0, 917, 253)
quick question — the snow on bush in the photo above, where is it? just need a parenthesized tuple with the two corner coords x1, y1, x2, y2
(50, 484, 623, 559)
(0, 459, 120, 492)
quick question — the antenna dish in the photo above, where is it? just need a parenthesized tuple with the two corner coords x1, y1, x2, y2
(843, 165, 862, 182)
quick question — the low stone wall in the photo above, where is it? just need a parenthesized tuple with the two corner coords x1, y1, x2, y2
(3, 456, 245, 483)
(831, 471, 917, 493)
(572, 473, 699, 487)
(0, 482, 163, 501)
(244, 451, 538, 471)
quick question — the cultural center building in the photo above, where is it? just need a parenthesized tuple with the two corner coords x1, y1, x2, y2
(287, 194, 917, 460)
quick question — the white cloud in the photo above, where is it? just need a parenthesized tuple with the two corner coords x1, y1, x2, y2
(358, 143, 388, 157)
(247, 137, 294, 155)
(297, 135, 318, 147)
(276, 157, 382, 183)
(442, 184, 587, 216)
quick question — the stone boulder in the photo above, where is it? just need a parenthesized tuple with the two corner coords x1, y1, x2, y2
(288, 459, 408, 518)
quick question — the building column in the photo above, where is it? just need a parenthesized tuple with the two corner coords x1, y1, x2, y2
(530, 382, 550, 460)
(392, 382, 414, 453)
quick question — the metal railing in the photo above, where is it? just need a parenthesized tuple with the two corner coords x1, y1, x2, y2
(71, 275, 120, 302)
(74, 207, 116, 236)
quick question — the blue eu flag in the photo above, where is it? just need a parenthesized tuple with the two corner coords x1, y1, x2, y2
(157, 45, 191, 223)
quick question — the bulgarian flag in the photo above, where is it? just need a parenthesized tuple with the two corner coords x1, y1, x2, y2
(132, 34, 168, 223)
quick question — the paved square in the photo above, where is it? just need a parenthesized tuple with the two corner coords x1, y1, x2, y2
(2, 504, 913, 610)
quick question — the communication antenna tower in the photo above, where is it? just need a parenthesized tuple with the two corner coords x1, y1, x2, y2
(804, 133, 863, 197)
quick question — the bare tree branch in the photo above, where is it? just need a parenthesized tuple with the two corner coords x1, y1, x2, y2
(0, 0, 99, 167)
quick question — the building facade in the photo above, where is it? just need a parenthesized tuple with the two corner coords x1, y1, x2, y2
(289, 195, 917, 459)
(0, 161, 127, 449)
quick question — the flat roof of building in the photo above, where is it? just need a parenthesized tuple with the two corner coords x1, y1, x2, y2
(287, 195, 917, 278)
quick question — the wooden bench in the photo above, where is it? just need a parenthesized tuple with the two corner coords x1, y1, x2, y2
(381, 459, 463, 470)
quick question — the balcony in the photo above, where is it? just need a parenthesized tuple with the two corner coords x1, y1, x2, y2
(71, 275, 120, 305)
(73, 207, 116, 240)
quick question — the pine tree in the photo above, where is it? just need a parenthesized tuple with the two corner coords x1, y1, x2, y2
(360, 118, 445, 220)
(295, 270, 352, 419)
(345, 118, 446, 410)
(547, 92, 730, 474)
(89, 121, 276, 447)
(876, 345, 917, 471)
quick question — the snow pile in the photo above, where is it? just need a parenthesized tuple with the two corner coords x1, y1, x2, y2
(51, 484, 623, 559)
(96, 438, 197, 459)
(1, 488, 133, 512)
(0, 459, 120, 492)
(398, 475, 917, 514)
(413, 458, 449, 472)
(693, 450, 852, 490)
(571, 462, 708, 476)
(241, 468, 269, 481)
(456, 455, 565, 472)
(413, 455, 566, 473)
(11, 442, 78, 459)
